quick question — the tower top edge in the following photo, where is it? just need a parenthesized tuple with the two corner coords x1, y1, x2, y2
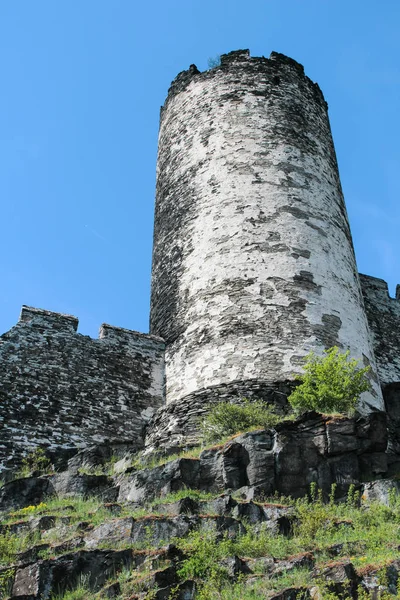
(161, 49, 326, 111)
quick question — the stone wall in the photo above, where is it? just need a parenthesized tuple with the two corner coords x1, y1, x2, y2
(145, 379, 293, 454)
(360, 275, 400, 473)
(0, 306, 165, 474)
(150, 49, 382, 414)
(360, 274, 400, 386)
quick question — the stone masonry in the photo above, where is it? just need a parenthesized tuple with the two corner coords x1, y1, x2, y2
(150, 49, 382, 414)
(0, 306, 165, 473)
(360, 274, 400, 387)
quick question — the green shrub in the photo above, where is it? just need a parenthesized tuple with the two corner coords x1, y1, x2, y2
(0, 568, 14, 598)
(287, 346, 371, 416)
(18, 447, 52, 477)
(0, 532, 18, 564)
(201, 399, 283, 443)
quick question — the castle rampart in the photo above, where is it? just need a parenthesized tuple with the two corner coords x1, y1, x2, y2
(0, 306, 165, 474)
(360, 274, 400, 387)
(1, 49, 399, 469)
(150, 49, 383, 413)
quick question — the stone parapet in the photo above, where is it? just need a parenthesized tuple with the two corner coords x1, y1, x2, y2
(0, 307, 165, 474)
(360, 274, 400, 386)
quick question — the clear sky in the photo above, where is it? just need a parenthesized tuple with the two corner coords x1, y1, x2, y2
(0, 1, 399, 338)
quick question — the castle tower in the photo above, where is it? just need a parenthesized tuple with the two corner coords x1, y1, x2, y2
(150, 50, 383, 415)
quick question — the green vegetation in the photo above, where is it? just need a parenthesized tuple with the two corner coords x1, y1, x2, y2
(201, 398, 286, 443)
(2, 484, 400, 598)
(0, 568, 14, 599)
(129, 445, 205, 472)
(17, 447, 53, 478)
(288, 346, 371, 415)
(0, 429, 399, 599)
(51, 580, 93, 600)
(150, 488, 216, 506)
(173, 484, 400, 599)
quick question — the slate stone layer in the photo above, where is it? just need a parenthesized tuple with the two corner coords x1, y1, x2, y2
(0, 306, 165, 473)
(360, 274, 400, 386)
(150, 49, 382, 412)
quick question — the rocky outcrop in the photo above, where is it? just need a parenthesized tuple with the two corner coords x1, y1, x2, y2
(0, 411, 395, 599)
(127, 412, 388, 503)
(1, 411, 387, 515)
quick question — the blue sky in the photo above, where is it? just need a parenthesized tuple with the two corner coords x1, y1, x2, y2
(0, 0, 399, 338)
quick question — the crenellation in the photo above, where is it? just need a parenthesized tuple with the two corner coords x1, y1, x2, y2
(269, 50, 305, 74)
(99, 323, 165, 350)
(359, 274, 391, 300)
(0, 308, 165, 474)
(360, 274, 400, 388)
(19, 305, 79, 332)
(220, 49, 250, 65)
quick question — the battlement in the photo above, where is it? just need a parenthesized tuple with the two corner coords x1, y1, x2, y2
(163, 49, 326, 116)
(360, 274, 400, 387)
(19, 305, 79, 332)
(99, 323, 165, 350)
(219, 49, 306, 75)
(18, 306, 166, 351)
(220, 48, 250, 65)
(359, 274, 400, 303)
(0, 307, 166, 474)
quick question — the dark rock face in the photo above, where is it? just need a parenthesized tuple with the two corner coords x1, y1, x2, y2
(0, 306, 165, 474)
(362, 478, 400, 505)
(0, 477, 55, 512)
(118, 458, 201, 504)
(50, 473, 119, 502)
(0, 412, 395, 600)
(0, 473, 121, 513)
(11, 550, 134, 599)
(67, 445, 127, 474)
(122, 412, 388, 502)
(269, 587, 311, 600)
(315, 560, 360, 599)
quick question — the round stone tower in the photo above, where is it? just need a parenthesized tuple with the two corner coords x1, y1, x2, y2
(150, 49, 383, 420)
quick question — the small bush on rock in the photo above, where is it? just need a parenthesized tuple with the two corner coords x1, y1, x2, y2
(0, 568, 14, 598)
(19, 447, 52, 477)
(201, 399, 283, 443)
(288, 346, 371, 416)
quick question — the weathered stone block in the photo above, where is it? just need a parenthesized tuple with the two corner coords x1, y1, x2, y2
(326, 417, 358, 455)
